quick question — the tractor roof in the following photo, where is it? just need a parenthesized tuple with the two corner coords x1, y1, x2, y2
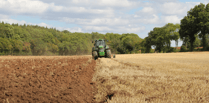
(95, 39, 104, 41)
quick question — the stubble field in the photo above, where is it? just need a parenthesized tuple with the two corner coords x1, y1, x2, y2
(0, 52, 209, 103)
(93, 52, 209, 103)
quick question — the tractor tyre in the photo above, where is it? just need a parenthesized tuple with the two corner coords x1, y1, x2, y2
(92, 51, 98, 60)
(106, 49, 111, 58)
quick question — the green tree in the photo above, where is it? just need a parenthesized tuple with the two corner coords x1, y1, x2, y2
(118, 33, 142, 54)
(142, 37, 152, 53)
(9, 39, 23, 55)
(105, 33, 122, 53)
(164, 23, 180, 48)
(92, 32, 105, 40)
(22, 42, 31, 53)
(5, 24, 15, 38)
(0, 37, 12, 54)
(194, 35, 201, 48)
(58, 41, 71, 55)
(179, 14, 198, 51)
(151, 27, 165, 52)
(0, 22, 147, 55)
(30, 38, 47, 55)
(186, 3, 209, 50)
(47, 43, 59, 54)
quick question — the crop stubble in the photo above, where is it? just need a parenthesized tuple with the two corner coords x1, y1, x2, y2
(92, 52, 209, 103)
(0, 56, 97, 103)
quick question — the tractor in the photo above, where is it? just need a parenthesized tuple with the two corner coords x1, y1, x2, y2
(92, 39, 111, 60)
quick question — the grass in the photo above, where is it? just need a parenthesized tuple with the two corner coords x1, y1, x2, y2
(92, 52, 209, 103)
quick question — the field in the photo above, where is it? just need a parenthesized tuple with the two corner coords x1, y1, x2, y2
(0, 56, 97, 103)
(93, 52, 209, 103)
(0, 52, 209, 103)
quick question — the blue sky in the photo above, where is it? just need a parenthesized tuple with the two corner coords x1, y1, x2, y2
(0, 0, 208, 47)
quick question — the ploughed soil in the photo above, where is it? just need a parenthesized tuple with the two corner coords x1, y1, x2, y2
(0, 56, 97, 103)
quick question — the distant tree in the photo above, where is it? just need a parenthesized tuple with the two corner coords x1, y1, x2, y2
(0, 22, 146, 55)
(9, 39, 23, 55)
(30, 38, 47, 55)
(92, 32, 105, 40)
(22, 42, 31, 53)
(63, 30, 71, 34)
(164, 23, 180, 48)
(105, 33, 122, 53)
(0, 37, 12, 53)
(142, 37, 152, 53)
(47, 43, 59, 54)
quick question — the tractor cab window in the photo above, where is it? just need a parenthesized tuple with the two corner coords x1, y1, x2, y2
(95, 40, 105, 46)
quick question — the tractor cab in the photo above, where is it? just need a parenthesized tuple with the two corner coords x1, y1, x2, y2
(94, 39, 106, 47)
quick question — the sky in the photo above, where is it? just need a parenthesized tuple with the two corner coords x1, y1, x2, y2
(0, 0, 208, 47)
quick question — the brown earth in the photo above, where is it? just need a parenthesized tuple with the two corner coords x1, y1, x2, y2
(0, 56, 97, 103)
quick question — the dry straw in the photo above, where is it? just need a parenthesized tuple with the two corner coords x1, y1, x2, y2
(92, 52, 209, 103)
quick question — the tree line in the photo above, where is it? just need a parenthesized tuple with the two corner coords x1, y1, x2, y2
(143, 3, 209, 53)
(0, 22, 144, 55)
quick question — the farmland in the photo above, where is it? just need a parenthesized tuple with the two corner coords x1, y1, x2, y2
(0, 56, 97, 103)
(93, 52, 209, 103)
(0, 52, 209, 103)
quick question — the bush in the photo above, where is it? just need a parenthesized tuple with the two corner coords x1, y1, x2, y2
(0, 52, 5, 55)
(173, 48, 180, 52)
(206, 45, 209, 51)
(180, 45, 187, 52)
(150, 49, 155, 53)
(167, 47, 175, 53)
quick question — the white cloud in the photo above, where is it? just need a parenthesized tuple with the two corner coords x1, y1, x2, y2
(98, 0, 135, 7)
(201, 0, 209, 4)
(148, 0, 177, 2)
(84, 18, 129, 26)
(57, 27, 83, 33)
(0, 18, 27, 25)
(49, 3, 64, 12)
(0, 18, 53, 28)
(69, 0, 139, 9)
(0, 14, 9, 19)
(0, 17, 83, 32)
(160, 2, 187, 15)
(162, 15, 181, 24)
(61, 17, 130, 26)
(141, 7, 154, 13)
(0, 0, 116, 20)
(159, 2, 201, 16)
(0, 0, 49, 14)
(83, 25, 146, 33)
(64, 7, 114, 15)
(134, 15, 140, 17)
(147, 14, 159, 24)
(118, 26, 146, 33)
(134, 14, 160, 24)
(37, 22, 50, 27)
(83, 26, 112, 32)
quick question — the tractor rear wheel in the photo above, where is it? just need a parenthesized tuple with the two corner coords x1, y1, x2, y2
(106, 49, 111, 58)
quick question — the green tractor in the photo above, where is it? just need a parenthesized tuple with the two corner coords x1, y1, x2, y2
(92, 39, 111, 60)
